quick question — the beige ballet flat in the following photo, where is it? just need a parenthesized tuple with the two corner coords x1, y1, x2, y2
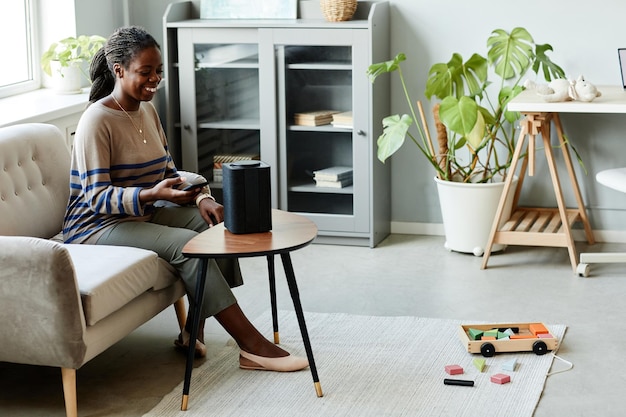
(174, 330, 207, 358)
(239, 350, 309, 372)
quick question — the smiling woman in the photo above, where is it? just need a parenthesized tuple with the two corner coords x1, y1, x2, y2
(64, 26, 309, 375)
(0, 0, 38, 98)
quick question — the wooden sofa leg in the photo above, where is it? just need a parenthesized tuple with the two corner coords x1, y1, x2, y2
(174, 297, 187, 331)
(61, 368, 78, 417)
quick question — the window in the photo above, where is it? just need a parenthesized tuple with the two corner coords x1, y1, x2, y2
(0, 0, 38, 98)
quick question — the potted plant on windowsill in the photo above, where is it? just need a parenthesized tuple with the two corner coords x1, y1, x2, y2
(41, 34, 106, 94)
(367, 27, 569, 255)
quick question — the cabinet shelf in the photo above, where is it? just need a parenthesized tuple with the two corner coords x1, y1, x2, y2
(288, 62, 351, 71)
(196, 58, 259, 69)
(198, 118, 260, 130)
(288, 124, 352, 132)
(289, 181, 354, 194)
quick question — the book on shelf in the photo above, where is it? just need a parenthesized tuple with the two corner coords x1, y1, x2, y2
(212, 153, 260, 183)
(315, 177, 353, 188)
(331, 111, 353, 128)
(313, 166, 353, 182)
(293, 110, 340, 126)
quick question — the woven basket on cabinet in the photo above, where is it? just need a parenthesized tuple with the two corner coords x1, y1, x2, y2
(320, 0, 358, 22)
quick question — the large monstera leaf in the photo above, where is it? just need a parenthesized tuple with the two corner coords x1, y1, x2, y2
(486, 27, 535, 80)
(425, 53, 488, 101)
(438, 96, 485, 150)
(377, 114, 413, 163)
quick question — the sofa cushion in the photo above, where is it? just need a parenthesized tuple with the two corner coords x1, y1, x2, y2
(65, 244, 179, 326)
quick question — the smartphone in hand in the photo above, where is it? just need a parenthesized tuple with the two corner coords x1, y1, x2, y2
(181, 180, 209, 191)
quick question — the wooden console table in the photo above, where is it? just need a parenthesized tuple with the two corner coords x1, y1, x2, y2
(481, 86, 626, 272)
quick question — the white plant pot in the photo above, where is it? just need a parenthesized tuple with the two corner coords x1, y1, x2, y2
(434, 175, 519, 256)
(49, 61, 83, 94)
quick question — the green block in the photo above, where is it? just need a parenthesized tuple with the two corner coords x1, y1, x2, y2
(468, 328, 484, 340)
(484, 330, 498, 338)
(473, 358, 486, 372)
(497, 331, 508, 339)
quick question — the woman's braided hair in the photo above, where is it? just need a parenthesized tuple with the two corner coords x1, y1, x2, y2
(89, 26, 160, 103)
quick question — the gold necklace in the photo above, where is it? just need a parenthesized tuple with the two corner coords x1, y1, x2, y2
(111, 94, 147, 144)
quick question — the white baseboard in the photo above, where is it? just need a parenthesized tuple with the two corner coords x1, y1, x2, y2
(390, 222, 626, 244)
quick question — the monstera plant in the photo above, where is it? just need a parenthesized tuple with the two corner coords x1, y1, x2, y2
(367, 27, 567, 184)
(367, 28, 574, 255)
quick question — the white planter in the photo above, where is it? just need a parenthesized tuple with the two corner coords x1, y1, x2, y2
(49, 61, 83, 94)
(435, 175, 519, 256)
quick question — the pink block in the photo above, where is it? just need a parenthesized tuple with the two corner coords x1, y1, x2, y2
(537, 333, 554, 338)
(445, 365, 464, 375)
(490, 373, 511, 384)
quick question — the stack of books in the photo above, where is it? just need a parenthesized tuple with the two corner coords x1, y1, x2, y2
(313, 166, 353, 188)
(294, 110, 340, 126)
(331, 111, 353, 128)
(212, 154, 260, 183)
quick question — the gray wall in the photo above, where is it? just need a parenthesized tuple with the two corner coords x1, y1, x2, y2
(75, 0, 626, 233)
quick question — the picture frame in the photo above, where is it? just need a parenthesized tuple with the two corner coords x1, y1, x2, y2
(200, 0, 297, 19)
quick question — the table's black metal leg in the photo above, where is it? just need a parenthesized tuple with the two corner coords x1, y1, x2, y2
(266, 255, 279, 344)
(280, 252, 323, 397)
(181, 258, 208, 411)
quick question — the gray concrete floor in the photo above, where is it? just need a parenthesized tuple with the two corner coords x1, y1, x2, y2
(1, 234, 625, 416)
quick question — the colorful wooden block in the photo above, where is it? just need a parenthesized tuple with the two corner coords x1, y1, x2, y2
(510, 334, 537, 339)
(537, 333, 554, 339)
(503, 328, 516, 336)
(473, 358, 486, 372)
(501, 358, 517, 372)
(468, 328, 484, 340)
(497, 327, 519, 333)
(445, 365, 464, 375)
(484, 330, 498, 338)
(490, 373, 511, 384)
(529, 323, 549, 336)
(481, 336, 497, 341)
(497, 331, 508, 339)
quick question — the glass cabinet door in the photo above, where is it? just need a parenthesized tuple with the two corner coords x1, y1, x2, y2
(283, 45, 353, 213)
(177, 29, 264, 200)
(275, 29, 370, 234)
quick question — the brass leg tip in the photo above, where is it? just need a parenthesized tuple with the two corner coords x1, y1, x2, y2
(314, 381, 323, 397)
(274, 332, 280, 344)
(181, 394, 189, 411)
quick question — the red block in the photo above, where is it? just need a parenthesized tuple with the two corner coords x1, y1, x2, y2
(445, 365, 464, 375)
(490, 373, 511, 384)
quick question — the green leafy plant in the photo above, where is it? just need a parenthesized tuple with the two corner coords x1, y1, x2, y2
(367, 27, 566, 183)
(41, 35, 106, 80)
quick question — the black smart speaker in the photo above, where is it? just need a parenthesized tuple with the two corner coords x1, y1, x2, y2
(222, 160, 272, 234)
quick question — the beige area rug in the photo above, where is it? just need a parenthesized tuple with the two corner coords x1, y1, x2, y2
(145, 311, 567, 417)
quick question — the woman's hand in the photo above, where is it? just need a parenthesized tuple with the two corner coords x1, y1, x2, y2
(139, 177, 201, 205)
(198, 198, 224, 227)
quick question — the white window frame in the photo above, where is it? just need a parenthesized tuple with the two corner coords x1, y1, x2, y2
(0, 0, 39, 99)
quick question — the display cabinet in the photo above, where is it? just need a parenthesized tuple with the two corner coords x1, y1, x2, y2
(164, 1, 390, 246)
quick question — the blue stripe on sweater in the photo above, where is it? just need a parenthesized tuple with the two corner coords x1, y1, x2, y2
(110, 155, 168, 170)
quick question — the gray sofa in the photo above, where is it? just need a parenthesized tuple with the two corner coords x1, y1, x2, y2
(0, 123, 187, 417)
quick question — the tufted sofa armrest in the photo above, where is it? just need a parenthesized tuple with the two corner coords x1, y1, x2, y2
(0, 236, 87, 369)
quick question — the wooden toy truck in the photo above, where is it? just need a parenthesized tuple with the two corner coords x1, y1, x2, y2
(458, 322, 559, 357)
